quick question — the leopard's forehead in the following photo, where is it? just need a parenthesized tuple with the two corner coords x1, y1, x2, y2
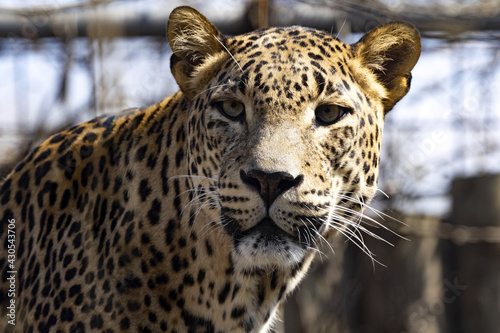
(225, 26, 355, 76)
(228, 26, 351, 58)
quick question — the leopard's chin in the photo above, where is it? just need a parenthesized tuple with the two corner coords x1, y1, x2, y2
(225, 217, 309, 269)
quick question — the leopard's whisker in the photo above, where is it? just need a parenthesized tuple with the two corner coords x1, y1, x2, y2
(215, 35, 243, 72)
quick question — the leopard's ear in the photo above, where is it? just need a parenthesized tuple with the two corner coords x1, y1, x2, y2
(167, 6, 225, 98)
(353, 22, 421, 112)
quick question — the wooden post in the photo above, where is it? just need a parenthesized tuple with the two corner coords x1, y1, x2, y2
(341, 216, 445, 333)
(451, 174, 500, 333)
(283, 215, 446, 333)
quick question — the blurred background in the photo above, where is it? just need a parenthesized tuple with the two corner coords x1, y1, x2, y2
(0, 0, 499, 332)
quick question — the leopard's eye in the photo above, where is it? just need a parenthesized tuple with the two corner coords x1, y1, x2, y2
(315, 104, 350, 125)
(214, 100, 245, 121)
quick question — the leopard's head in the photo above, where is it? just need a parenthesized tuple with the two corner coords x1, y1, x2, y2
(167, 6, 420, 269)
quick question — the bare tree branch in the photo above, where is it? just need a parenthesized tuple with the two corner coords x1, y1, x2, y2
(0, 0, 120, 15)
(2, 1, 500, 41)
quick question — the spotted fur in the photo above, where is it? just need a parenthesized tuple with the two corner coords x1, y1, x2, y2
(0, 6, 420, 333)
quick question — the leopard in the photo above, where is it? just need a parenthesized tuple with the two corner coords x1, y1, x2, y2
(0, 6, 421, 333)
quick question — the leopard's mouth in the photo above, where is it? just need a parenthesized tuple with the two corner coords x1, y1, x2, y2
(223, 215, 312, 268)
(240, 217, 291, 242)
(223, 216, 306, 248)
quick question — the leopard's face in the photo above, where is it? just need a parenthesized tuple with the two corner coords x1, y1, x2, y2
(185, 29, 387, 269)
(168, 8, 420, 270)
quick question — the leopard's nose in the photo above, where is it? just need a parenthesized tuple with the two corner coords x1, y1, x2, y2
(240, 169, 303, 207)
